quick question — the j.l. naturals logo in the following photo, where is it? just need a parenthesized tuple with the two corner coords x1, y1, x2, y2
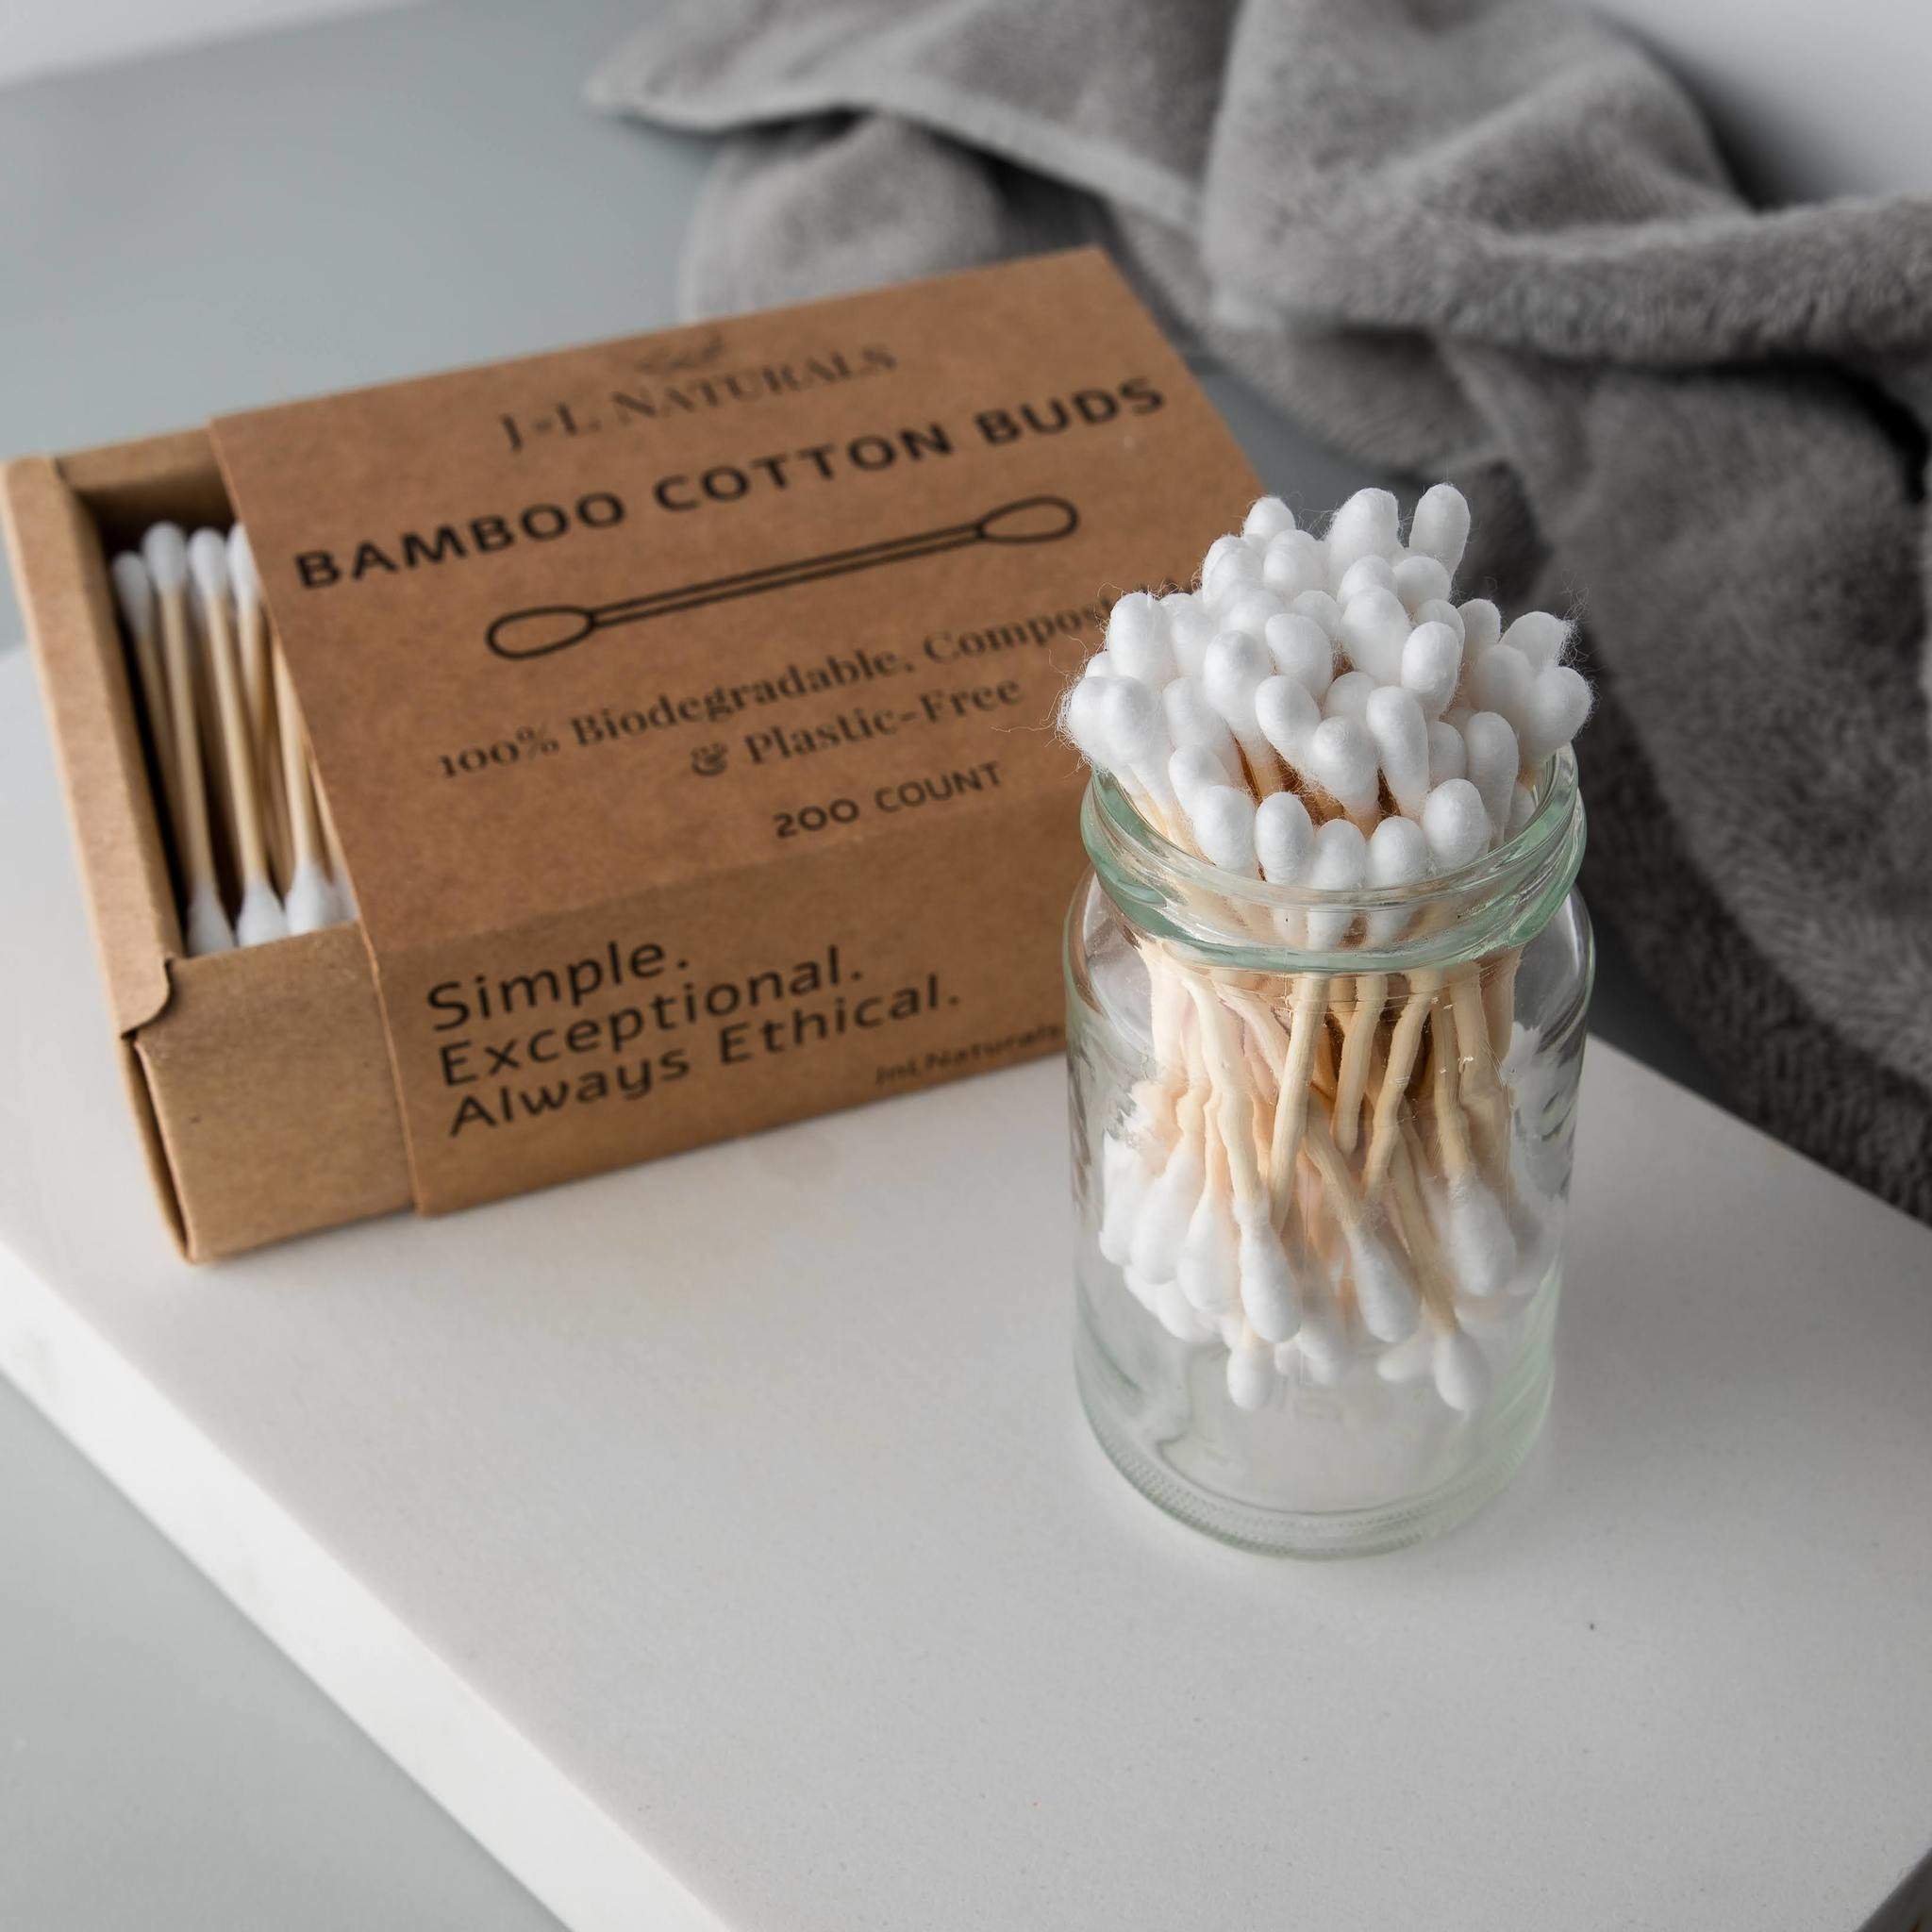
(495, 333, 901, 455)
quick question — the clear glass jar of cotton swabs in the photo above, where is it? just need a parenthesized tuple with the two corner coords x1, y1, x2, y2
(1063, 484, 1594, 1557)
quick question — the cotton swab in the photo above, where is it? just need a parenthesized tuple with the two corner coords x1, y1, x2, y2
(1306, 717, 1379, 831)
(1341, 587, 1411, 685)
(188, 530, 288, 947)
(1324, 488, 1401, 581)
(1407, 482, 1472, 575)
(1365, 685, 1431, 820)
(1203, 631, 1285, 796)
(1262, 611, 1335, 698)
(1518, 664, 1594, 772)
(1400, 619, 1462, 719)
(1462, 711, 1520, 842)
(271, 639, 346, 934)
(142, 524, 232, 956)
(108, 553, 185, 846)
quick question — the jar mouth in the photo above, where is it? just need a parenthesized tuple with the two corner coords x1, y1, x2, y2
(1081, 750, 1585, 970)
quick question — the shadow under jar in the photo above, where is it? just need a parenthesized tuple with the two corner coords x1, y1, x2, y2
(1066, 753, 1592, 1557)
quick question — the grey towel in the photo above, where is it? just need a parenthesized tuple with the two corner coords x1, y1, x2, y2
(591, 0, 1932, 1221)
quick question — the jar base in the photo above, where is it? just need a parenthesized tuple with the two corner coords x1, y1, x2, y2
(1074, 1310, 1555, 1560)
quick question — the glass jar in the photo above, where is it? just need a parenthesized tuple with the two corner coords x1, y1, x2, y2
(1065, 753, 1591, 1557)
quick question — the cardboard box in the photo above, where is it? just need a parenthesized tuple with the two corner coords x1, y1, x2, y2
(4, 250, 1258, 1257)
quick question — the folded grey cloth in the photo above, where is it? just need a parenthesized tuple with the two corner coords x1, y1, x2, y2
(591, 0, 1932, 1220)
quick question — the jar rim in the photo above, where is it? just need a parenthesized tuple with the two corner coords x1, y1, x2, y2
(1081, 750, 1585, 969)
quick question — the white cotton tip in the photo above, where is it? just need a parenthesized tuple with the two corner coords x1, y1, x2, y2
(1099, 1130, 1157, 1264)
(1462, 710, 1520, 842)
(1307, 718, 1379, 827)
(1106, 592, 1174, 686)
(1457, 597, 1502, 660)
(1202, 542, 1263, 611)
(1339, 587, 1410, 685)
(234, 876, 290, 948)
(1202, 631, 1275, 770)
(282, 858, 341, 936)
(1427, 719, 1467, 787)
(1345, 1223, 1421, 1342)
(1518, 663, 1593, 769)
(1201, 534, 1245, 578)
(1295, 1299, 1355, 1385)
(1262, 529, 1324, 601)
(141, 521, 189, 593)
(1407, 482, 1471, 575)
(1100, 676, 1176, 811)
(1177, 1186, 1241, 1315)
(1187, 785, 1258, 875)
(1226, 1333, 1276, 1412)
(1291, 588, 1344, 641)
(1507, 782, 1539, 837)
(109, 554, 156, 639)
(1391, 553, 1452, 613)
(184, 879, 235, 957)
(1254, 674, 1321, 773)
(1444, 1177, 1519, 1300)
(1323, 669, 1377, 726)
(1470, 641, 1533, 728)
(1261, 612, 1335, 698)
(1336, 554, 1396, 606)
(1155, 1275, 1217, 1344)
(1121, 1266, 1162, 1313)
(1400, 619, 1463, 720)
(1412, 596, 1464, 641)
(1217, 1311, 1248, 1350)
(1253, 789, 1315, 885)
(1166, 597, 1217, 678)
(1501, 609, 1573, 671)
(1061, 673, 1116, 772)
(1375, 1325, 1437, 1385)
(227, 525, 259, 607)
(1169, 745, 1233, 821)
(1236, 1212, 1302, 1342)
(1365, 684, 1431, 820)
(1222, 589, 1286, 643)
(1130, 1139, 1205, 1282)
(1422, 778, 1491, 871)
(1243, 496, 1296, 543)
(1306, 814, 1368, 948)
(1164, 678, 1241, 778)
(1363, 813, 1430, 942)
(1433, 1328, 1493, 1415)
(1325, 488, 1401, 580)
(186, 525, 230, 612)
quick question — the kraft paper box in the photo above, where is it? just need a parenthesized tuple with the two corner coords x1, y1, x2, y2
(3, 249, 1258, 1258)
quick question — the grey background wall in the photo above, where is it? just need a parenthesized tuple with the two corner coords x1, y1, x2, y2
(4, 1, 1929, 199)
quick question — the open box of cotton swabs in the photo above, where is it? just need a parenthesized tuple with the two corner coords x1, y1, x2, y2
(3, 250, 1258, 1257)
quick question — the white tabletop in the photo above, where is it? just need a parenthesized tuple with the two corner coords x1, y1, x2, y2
(2, 626, 1929, 1929)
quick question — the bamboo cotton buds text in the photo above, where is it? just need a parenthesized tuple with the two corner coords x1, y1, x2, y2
(1065, 485, 1591, 1419)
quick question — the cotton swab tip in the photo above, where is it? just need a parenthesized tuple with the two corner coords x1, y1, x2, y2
(109, 553, 155, 635)
(283, 859, 342, 937)
(1261, 611, 1336, 697)
(235, 878, 290, 948)
(1421, 777, 1491, 870)
(1407, 482, 1471, 575)
(1242, 495, 1296, 543)
(1187, 785, 1257, 875)
(1433, 1328, 1493, 1414)
(184, 880, 235, 957)
(1253, 789, 1314, 884)
(227, 524, 260, 603)
(141, 521, 189, 592)
(1501, 609, 1573, 670)
(186, 526, 230, 608)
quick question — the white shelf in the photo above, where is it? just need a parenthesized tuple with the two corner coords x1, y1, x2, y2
(2, 646, 1928, 1930)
